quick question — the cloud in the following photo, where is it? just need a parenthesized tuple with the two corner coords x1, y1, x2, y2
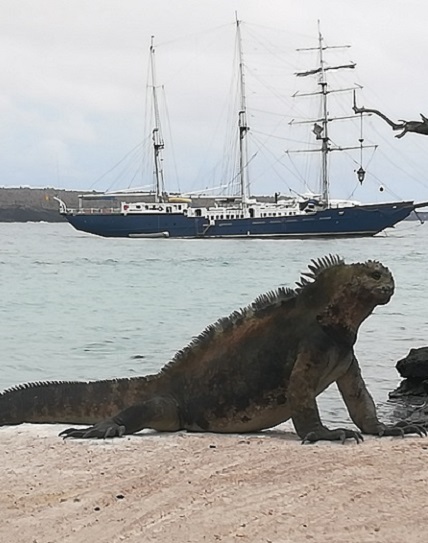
(0, 0, 427, 201)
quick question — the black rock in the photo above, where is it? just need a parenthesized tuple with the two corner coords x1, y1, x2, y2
(389, 378, 428, 398)
(396, 347, 428, 380)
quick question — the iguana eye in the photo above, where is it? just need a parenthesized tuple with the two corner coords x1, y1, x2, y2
(371, 271, 381, 280)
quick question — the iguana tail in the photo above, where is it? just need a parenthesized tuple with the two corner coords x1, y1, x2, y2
(0, 376, 159, 426)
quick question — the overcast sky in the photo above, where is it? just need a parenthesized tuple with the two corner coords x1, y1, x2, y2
(1, 0, 428, 204)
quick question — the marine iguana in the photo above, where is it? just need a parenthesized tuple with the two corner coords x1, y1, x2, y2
(0, 255, 425, 443)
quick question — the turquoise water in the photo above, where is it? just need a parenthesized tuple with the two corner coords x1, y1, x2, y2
(1, 221, 427, 425)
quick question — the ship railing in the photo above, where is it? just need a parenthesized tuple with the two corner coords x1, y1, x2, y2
(74, 207, 121, 214)
(54, 196, 122, 215)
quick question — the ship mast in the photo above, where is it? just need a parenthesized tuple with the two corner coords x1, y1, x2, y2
(236, 15, 250, 205)
(294, 23, 357, 205)
(318, 28, 329, 203)
(149, 36, 166, 203)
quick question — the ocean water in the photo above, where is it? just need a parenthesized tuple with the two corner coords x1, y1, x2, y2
(1, 220, 427, 426)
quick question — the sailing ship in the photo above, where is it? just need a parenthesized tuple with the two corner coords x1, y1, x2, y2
(55, 22, 427, 238)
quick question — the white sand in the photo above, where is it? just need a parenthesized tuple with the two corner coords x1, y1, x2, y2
(2, 423, 428, 543)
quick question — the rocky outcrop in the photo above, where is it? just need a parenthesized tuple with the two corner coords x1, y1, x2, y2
(389, 347, 428, 398)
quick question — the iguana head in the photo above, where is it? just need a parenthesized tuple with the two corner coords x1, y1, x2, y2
(347, 259, 394, 306)
(299, 256, 394, 344)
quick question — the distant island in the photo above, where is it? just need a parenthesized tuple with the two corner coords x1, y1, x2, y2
(0, 187, 86, 222)
(0, 187, 427, 223)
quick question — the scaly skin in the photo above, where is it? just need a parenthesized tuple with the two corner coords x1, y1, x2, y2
(0, 255, 425, 443)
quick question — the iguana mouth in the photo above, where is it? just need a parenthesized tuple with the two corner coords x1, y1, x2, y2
(375, 285, 394, 303)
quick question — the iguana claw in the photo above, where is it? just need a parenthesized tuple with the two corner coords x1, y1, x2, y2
(301, 428, 363, 445)
(59, 421, 126, 439)
(377, 421, 427, 438)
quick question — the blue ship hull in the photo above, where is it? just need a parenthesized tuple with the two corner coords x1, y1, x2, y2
(63, 201, 418, 238)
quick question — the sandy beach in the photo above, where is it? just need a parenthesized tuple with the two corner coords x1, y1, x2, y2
(2, 423, 428, 543)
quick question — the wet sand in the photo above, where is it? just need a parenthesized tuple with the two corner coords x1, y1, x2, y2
(2, 423, 428, 543)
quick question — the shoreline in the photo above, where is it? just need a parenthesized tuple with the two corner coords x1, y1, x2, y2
(2, 423, 428, 542)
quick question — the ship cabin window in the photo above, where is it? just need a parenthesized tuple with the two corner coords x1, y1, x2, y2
(145, 205, 149, 210)
(226, 215, 229, 219)
(136, 205, 141, 210)
(166, 207, 172, 213)
(178, 205, 182, 210)
(195, 209, 202, 217)
(249, 208, 255, 218)
(220, 215, 224, 220)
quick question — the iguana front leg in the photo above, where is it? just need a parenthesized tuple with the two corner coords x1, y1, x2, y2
(288, 351, 363, 444)
(60, 396, 182, 439)
(337, 355, 426, 438)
